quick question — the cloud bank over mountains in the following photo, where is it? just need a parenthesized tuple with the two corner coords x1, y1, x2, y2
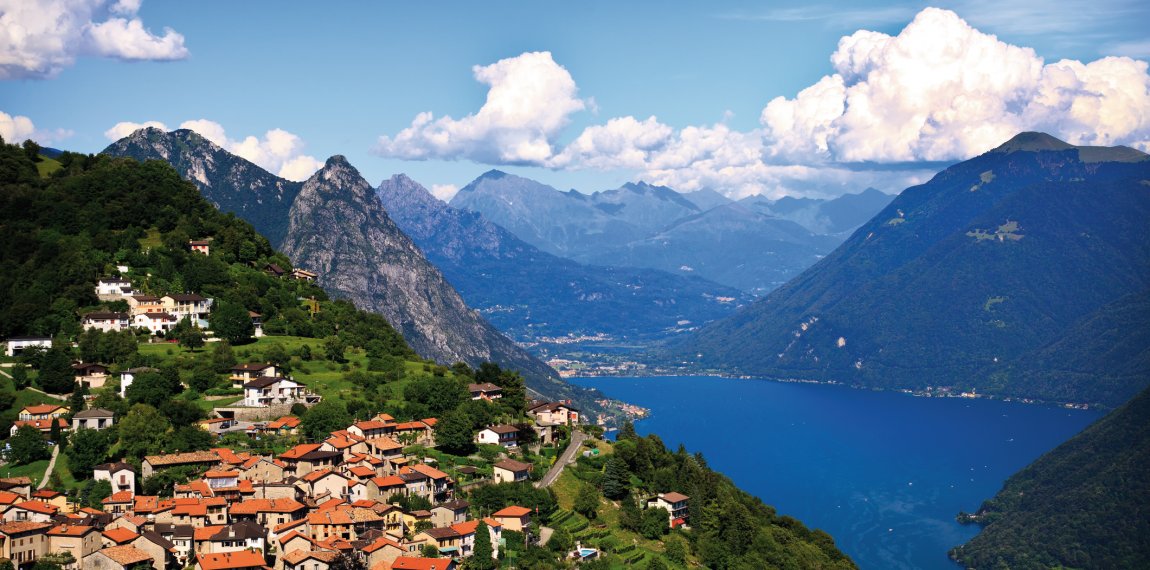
(374, 8, 1150, 198)
(104, 119, 324, 181)
(0, 0, 188, 79)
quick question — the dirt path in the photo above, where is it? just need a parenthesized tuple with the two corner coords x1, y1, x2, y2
(38, 445, 60, 490)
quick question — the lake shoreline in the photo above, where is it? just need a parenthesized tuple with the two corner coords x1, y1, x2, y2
(571, 375, 1101, 570)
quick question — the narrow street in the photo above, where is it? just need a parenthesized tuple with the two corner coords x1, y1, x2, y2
(537, 430, 589, 488)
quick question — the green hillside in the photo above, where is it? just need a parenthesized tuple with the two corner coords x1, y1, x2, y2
(951, 384, 1150, 569)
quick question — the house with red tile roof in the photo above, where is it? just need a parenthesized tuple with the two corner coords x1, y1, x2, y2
(47, 523, 101, 565)
(3, 500, 59, 523)
(84, 544, 154, 570)
(228, 498, 307, 529)
(491, 505, 532, 532)
(196, 549, 266, 570)
(0, 521, 52, 565)
(389, 557, 457, 570)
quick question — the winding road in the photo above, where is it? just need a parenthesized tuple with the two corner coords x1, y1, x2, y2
(537, 430, 589, 488)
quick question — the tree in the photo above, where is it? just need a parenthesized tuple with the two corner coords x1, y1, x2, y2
(641, 507, 670, 539)
(210, 341, 237, 373)
(68, 383, 89, 418)
(469, 521, 496, 570)
(38, 346, 75, 394)
(664, 535, 688, 566)
(328, 553, 367, 570)
(177, 325, 204, 352)
(547, 526, 574, 553)
(574, 484, 600, 520)
(645, 556, 670, 570)
(119, 404, 171, 459)
(602, 457, 630, 500)
(125, 368, 182, 408)
(421, 544, 439, 558)
(210, 301, 254, 345)
(434, 410, 475, 455)
(188, 366, 219, 393)
(9, 364, 29, 389)
(300, 401, 350, 441)
(8, 424, 50, 464)
(66, 428, 114, 479)
(166, 425, 213, 453)
(619, 494, 642, 532)
(324, 336, 345, 362)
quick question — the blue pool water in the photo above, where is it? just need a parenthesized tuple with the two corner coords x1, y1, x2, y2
(570, 376, 1102, 570)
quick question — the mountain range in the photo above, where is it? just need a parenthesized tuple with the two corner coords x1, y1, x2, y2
(673, 132, 1150, 407)
(450, 170, 891, 293)
(377, 174, 750, 341)
(103, 129, 580, 404)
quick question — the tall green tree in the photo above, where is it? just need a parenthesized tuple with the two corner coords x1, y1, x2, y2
(469, 521, 496, 570)
(433, 410, 475, 455)
(574, 484, 600, 520)
(300, 401, 351, 441)
(602, 457, 630, 500)
(8, 424, 50, 464)
(119, 404, 171, 459)
(9, 364, 29, 389)
(177, 325, 204, 351)
(38, 346, 75, 394)
(66, 428, 114, 479)
(210, 301, 254, 345)
(210, 341, 236, 373)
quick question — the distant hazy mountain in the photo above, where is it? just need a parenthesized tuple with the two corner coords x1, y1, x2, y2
(104, 130, 581, 403)
(740, 188, 895, 235)
(951, 382, 1150, 569)
(452, 170, 891, 294)
(673, 133, 1150, 407)
(681, 187, 733, 211)
(583, 201, 838, 293)
(378, 174, 749, 340)
(103, 128, 301, 247)
(450, 171, 703, 258)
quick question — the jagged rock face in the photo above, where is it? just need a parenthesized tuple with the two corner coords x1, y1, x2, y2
(378, 174, 751, 341)
(282, 158, 564, 393)
(102, 128, 301, 248)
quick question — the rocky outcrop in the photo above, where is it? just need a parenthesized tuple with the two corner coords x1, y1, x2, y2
(281, 157, 574, 399)
(103, 128, 301, 247)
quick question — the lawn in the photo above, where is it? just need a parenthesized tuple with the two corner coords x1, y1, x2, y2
(35, 156, 62, 178)
(2, 459, 49, 486)
(138, 335, 448, 410)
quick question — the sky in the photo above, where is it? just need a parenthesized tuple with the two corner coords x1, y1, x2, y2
(2, 0, 1148, 200)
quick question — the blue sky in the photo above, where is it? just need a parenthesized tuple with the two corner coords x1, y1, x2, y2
(2, 0, 1148, 199)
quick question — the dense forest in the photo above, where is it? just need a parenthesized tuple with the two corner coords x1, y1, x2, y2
(951, 384, 1150, 569)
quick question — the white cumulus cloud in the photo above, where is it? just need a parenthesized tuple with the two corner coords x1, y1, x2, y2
(104, 119, 323, 182)
(761, 8, 1150, 162)
(0, 111, 38, 142)
(375, 51, 585, 164)
(0, 0, 187, 79)
(430, 184, 459, 202)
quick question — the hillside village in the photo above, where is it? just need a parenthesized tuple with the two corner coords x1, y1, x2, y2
(0, 140, 854, 570)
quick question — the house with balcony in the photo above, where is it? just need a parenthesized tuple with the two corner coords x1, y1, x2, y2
(242, 377, 319, 408)
(82, 312, 131, 332)
(94, 462, 136, 495)
(646, 492, 690, 528)
(161, 294, 213, 327)
(72, 408, 115, 431)
(476, 425, 519, 448)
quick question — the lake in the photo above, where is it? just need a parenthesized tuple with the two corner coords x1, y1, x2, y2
(570, 375, 1102, 570)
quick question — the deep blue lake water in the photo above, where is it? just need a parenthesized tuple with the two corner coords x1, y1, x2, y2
(570, 375, 1102, 570)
